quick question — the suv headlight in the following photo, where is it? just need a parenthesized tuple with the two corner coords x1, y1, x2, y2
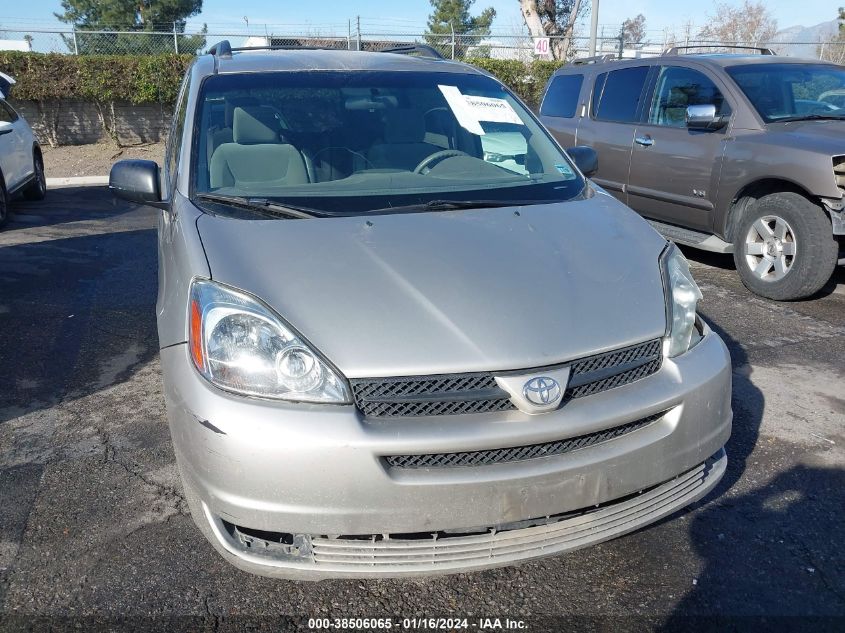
(660, 244, 704, 358)
(188, 279, 351, 403)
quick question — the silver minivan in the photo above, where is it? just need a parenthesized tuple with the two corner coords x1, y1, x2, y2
(110, 43, 732, 579)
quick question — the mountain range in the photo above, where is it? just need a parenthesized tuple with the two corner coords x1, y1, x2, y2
(772, 19, 839, 57)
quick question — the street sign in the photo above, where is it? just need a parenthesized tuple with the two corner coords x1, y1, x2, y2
(533, 37, 551, 58)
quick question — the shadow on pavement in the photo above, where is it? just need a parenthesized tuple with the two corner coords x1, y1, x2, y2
(0, 188, 158, 423)
(658, 319, 845, 627)
(4, 186, 140, 232)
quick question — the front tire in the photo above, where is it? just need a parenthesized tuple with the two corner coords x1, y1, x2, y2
(732, 192, 837, 300)
(23, 150, 47, 201)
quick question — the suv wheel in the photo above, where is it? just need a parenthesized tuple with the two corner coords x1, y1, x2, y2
(23, 151, 47, 201)
(0, 177, 8, 229)
(733, 192, 837, 300)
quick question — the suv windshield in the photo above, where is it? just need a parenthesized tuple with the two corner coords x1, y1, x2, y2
(191, 70, 584, 215)
(726, 63, 845, 123)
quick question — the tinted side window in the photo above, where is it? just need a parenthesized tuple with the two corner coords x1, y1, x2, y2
(541, 74, 584, 118)
(592, 66, 650, 123)
(0, 100, 18, 123)
(649, 66, 729, 127)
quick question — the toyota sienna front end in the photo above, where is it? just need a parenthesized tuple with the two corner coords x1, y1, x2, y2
(109, 46, 732, 579)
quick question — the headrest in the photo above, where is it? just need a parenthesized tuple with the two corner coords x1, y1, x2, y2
(224, 97, 259, 127)
(233, 106, 280, 144)
(382, 110, 425, 144)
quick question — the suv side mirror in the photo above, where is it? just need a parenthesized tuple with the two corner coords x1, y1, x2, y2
(109, 159, 163, 205)
(686, 104, 728, 130)
(566, 146, 598, 178)
(0, 121, 13, 136)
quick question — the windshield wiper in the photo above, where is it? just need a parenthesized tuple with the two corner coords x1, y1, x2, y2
(773, 114, 845, 123)
(194, 193, 328, 219)
(367, 199, 554, 214)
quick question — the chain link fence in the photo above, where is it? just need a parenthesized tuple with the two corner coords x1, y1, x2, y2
(2, 26, 844, 62)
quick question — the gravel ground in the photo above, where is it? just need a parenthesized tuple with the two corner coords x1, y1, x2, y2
(41, 142, 166, 178)
(0, 187, 843, 632)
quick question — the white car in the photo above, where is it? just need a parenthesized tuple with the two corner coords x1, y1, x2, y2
(0, 74, 46, 228)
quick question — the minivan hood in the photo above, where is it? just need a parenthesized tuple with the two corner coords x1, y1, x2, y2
(196, 193, 668, 378)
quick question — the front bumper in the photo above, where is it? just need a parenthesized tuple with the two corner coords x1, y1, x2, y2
(161, 330, 732, 579)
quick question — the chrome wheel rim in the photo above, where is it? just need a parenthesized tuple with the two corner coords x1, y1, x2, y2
(744, 215, 796, 282)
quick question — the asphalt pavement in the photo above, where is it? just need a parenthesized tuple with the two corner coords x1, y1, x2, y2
(0, 187, 843, 632)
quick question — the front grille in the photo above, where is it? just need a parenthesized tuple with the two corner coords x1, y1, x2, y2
(833, 156, 845, 192)
(350, 372, 514, 418)
(565, 339, 662, 401)
(350, 339, 663, 418)
(383, 410, 668, 469)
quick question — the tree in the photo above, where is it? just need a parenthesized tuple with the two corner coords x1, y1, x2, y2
(519, 0, 586, 61)
(622, 14, 647, 49)
(425, 0, 496, 57)
(55, 0, 206, 54)
(817, 7, 845, 64)
(697, 1, 777, 49)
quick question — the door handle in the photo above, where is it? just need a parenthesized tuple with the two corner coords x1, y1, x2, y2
(634, 135, 654, 147)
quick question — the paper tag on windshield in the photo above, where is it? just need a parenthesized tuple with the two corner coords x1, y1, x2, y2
(438, 85, 524, 135)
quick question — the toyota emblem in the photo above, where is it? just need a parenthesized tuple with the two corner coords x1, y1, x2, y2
(523, 376, 562, 407)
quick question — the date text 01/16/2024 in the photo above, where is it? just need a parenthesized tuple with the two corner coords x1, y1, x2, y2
(307, 617, 528, 630)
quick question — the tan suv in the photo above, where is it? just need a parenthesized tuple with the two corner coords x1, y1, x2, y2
(540, 48, 845, 300)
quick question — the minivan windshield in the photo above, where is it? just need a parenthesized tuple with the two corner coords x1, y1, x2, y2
(191, 70, 584, 216)
(726, 63, 845, 123)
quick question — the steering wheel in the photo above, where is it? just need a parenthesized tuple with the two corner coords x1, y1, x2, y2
(413, 149, 469, 175)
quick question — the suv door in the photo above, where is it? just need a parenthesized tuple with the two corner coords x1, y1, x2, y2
(626, 65, 731, 232)
(0, 100, 26, 191)
(576, 65, 651, 203)
(539, 72, 585, 148)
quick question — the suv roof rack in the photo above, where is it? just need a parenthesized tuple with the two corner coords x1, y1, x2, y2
(663, 44, 774, 56)
(572, 54, 618, 65)
(378, 44, 444, 60)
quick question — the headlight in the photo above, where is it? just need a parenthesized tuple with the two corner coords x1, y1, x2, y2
(660, 244, 704, 358)
(188, 279, 351, 403)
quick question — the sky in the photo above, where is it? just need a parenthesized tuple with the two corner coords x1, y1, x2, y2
(0, 0, 840, 37)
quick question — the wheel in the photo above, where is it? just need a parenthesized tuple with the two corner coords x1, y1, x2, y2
(732, 192, 838, 300)
(23, 150, 46, 201)
(0, 176, 8, 229)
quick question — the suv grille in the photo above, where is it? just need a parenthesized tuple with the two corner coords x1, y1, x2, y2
(350, 339, 662, 418)
(383, 410, 668, 469)
(834, 156, 845, 192)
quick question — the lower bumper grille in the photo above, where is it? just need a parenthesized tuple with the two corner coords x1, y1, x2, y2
(306, 451, 726, 573)
(383, 409, 668, 469)
(350, 339, 663, 418)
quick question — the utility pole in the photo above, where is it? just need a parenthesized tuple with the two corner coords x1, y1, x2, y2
(356, 15, 361, 51)
(618, 25, 624, 59)
(588, 0, 599, 57)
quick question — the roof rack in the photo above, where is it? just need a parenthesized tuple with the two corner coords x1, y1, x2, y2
(663, 44, 774, 56)
(378, 44, 444, 60)
(207, 39, 444, 61)
(572, 54, 618, 65)
(208, 40, 232, 58)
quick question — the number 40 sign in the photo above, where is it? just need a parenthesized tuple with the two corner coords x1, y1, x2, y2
(533, 37, 551, 57)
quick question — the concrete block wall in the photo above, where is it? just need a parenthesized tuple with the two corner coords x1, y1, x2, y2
(9, 100, 173, 146)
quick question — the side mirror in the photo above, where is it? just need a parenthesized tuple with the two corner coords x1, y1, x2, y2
(566, 146, 598, 178)
(686, 104, 728, 130)
(0, 121, 13, 136)
(109, 159, 162, 205)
